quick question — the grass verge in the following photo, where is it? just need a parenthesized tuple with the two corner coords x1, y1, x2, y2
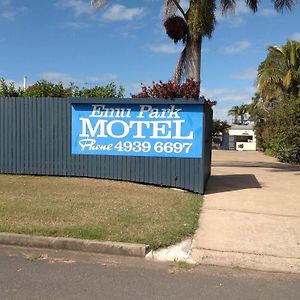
(0, 175, 202, 250)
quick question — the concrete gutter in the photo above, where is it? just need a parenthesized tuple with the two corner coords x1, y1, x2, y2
(0, 233, 150, 258)
(190, 248, 300, 274)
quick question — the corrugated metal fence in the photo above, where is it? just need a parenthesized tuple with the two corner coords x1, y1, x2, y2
(0, 97, 212, 193)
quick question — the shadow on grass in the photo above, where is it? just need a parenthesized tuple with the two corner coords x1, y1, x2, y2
(205, 174, 261, 195)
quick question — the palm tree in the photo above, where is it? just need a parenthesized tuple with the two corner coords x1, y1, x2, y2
(258, 40, 300, 99)
(212, 119, 230, 136)
(257, 47, 287, 101)
(228, 104, 250, 124)
(228, 105, 239, 124)
(92, 1, 296, 88)
(164, 0, 296, 87)
(238, 103, 250, 124)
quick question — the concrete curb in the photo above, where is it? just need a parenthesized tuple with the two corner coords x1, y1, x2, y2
(0, 233, 150, 258)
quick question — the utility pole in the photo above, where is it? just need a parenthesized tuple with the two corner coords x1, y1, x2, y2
(23, 76, 27, 90)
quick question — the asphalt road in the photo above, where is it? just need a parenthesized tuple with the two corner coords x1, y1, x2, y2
(0, 245, 299, 300)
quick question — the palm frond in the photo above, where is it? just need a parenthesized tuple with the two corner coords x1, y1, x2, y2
(273, 0, 295, 11)
(245, 0, 258, 12)
(220, 0, 236, 14)
(173, 45, 187, 83)
(164, 0, 179, 18)
(283, 69, 293, 89)
(91, 0, 108, 10)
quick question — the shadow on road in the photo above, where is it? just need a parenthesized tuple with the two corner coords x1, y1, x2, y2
(205, 174, 261, 195)
(212, 161, 300, 175)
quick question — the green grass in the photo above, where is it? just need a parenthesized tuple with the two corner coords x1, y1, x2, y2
(25, 253, 44, 261)
(264, 148, 275, 157)
(0, 175, 202, 250)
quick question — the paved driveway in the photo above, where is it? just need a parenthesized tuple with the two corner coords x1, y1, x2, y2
(191, 150, 300, 273)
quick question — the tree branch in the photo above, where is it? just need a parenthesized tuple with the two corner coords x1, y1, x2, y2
(171, 0, 187, 20)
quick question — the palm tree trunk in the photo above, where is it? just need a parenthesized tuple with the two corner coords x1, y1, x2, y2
(234, 115, 238, 124)
(186, 37, 202, 84)
(173, 37, 202, 87)
(240, 113, 244, 125)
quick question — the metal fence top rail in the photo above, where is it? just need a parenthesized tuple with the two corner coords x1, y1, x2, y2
(0, 97, 206, 105)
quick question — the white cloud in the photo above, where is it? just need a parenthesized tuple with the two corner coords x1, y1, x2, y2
(159, 0, 189, 18)
(6, 78, 24, 89)
(290, 32, 300, 41)
(55, 0, 92, 17)
(216, 1, 249, 24)
(148, 43, 183, 54)
(257, 8, 277, 17)
(224, 40, 252, 54)
(40, 72, 118, 85)
(211, 107, 233, 121)
(216, 1, 278, 27)
(0, 0, 11, 6)
(201, 86, 256, 121)
(202, 86, 255, 103)
(230, 68, 257, 80)
(0, 0, 28, 21)
(63, 21, 90, 29)
(102, 4, 145, 21)
(41, 72, 77, 83)
(179, 0, 189, 12)
(234, 1, 252, 15)
(123, 82, 146, 97)
(0, 10, 14, 20)
(87, 74, 118, 83)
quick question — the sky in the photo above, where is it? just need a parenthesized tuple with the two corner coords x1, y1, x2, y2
(1, 0, 300, 121)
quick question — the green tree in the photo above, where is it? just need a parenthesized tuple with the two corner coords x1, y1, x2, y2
(238, 103, 250, 125)
(267, 96, 300, 163)
(93, 1, 296, 88)
(228, 105, 239, 124)
(163, 1, 296, 85)
(228, 104, 250, 125)
(0, 79, 22, 97)
(79, 82, 124, 98)
(22, 80, 124, 98)
(257, 40, 300, 100)
(250, 40, 300, 163)
(248, 93, 268, 150)
(23, 80, 72, 97)
(212, 119, 230, 136)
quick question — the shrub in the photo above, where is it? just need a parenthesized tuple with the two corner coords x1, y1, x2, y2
(267, 97, 300, 164)
(0, 79, 22, 97)
(131, 79, 200, 99)
(79, 83, 125, 98)
(20, 80, 124, 98)
(23, 80, 71, 97)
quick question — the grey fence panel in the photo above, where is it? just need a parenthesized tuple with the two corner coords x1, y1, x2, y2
(0, 97, 212, 193)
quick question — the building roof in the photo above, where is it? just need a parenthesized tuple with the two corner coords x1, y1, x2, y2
(230, 124, 254, 130)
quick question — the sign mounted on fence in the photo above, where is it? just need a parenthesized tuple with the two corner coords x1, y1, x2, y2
(72, 103, 203, 158)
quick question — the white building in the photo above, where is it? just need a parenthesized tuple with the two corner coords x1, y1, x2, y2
(228, 125, 256, 151)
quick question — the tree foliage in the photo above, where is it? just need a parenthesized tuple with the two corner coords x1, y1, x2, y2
(24, 80, 73, 97)
(212, 119, 230, 136)
(0, 79, 23, 97)
(250, 40, 300, 164)
(228, 103, 250, 125)
(0, 79, 124, 98)
(257, 40, 300, 101)
(95, 1, 296, 86)
(163, 0, 296, 83)
(131, 79, 200, 99)
(266, 97, 300, 163)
